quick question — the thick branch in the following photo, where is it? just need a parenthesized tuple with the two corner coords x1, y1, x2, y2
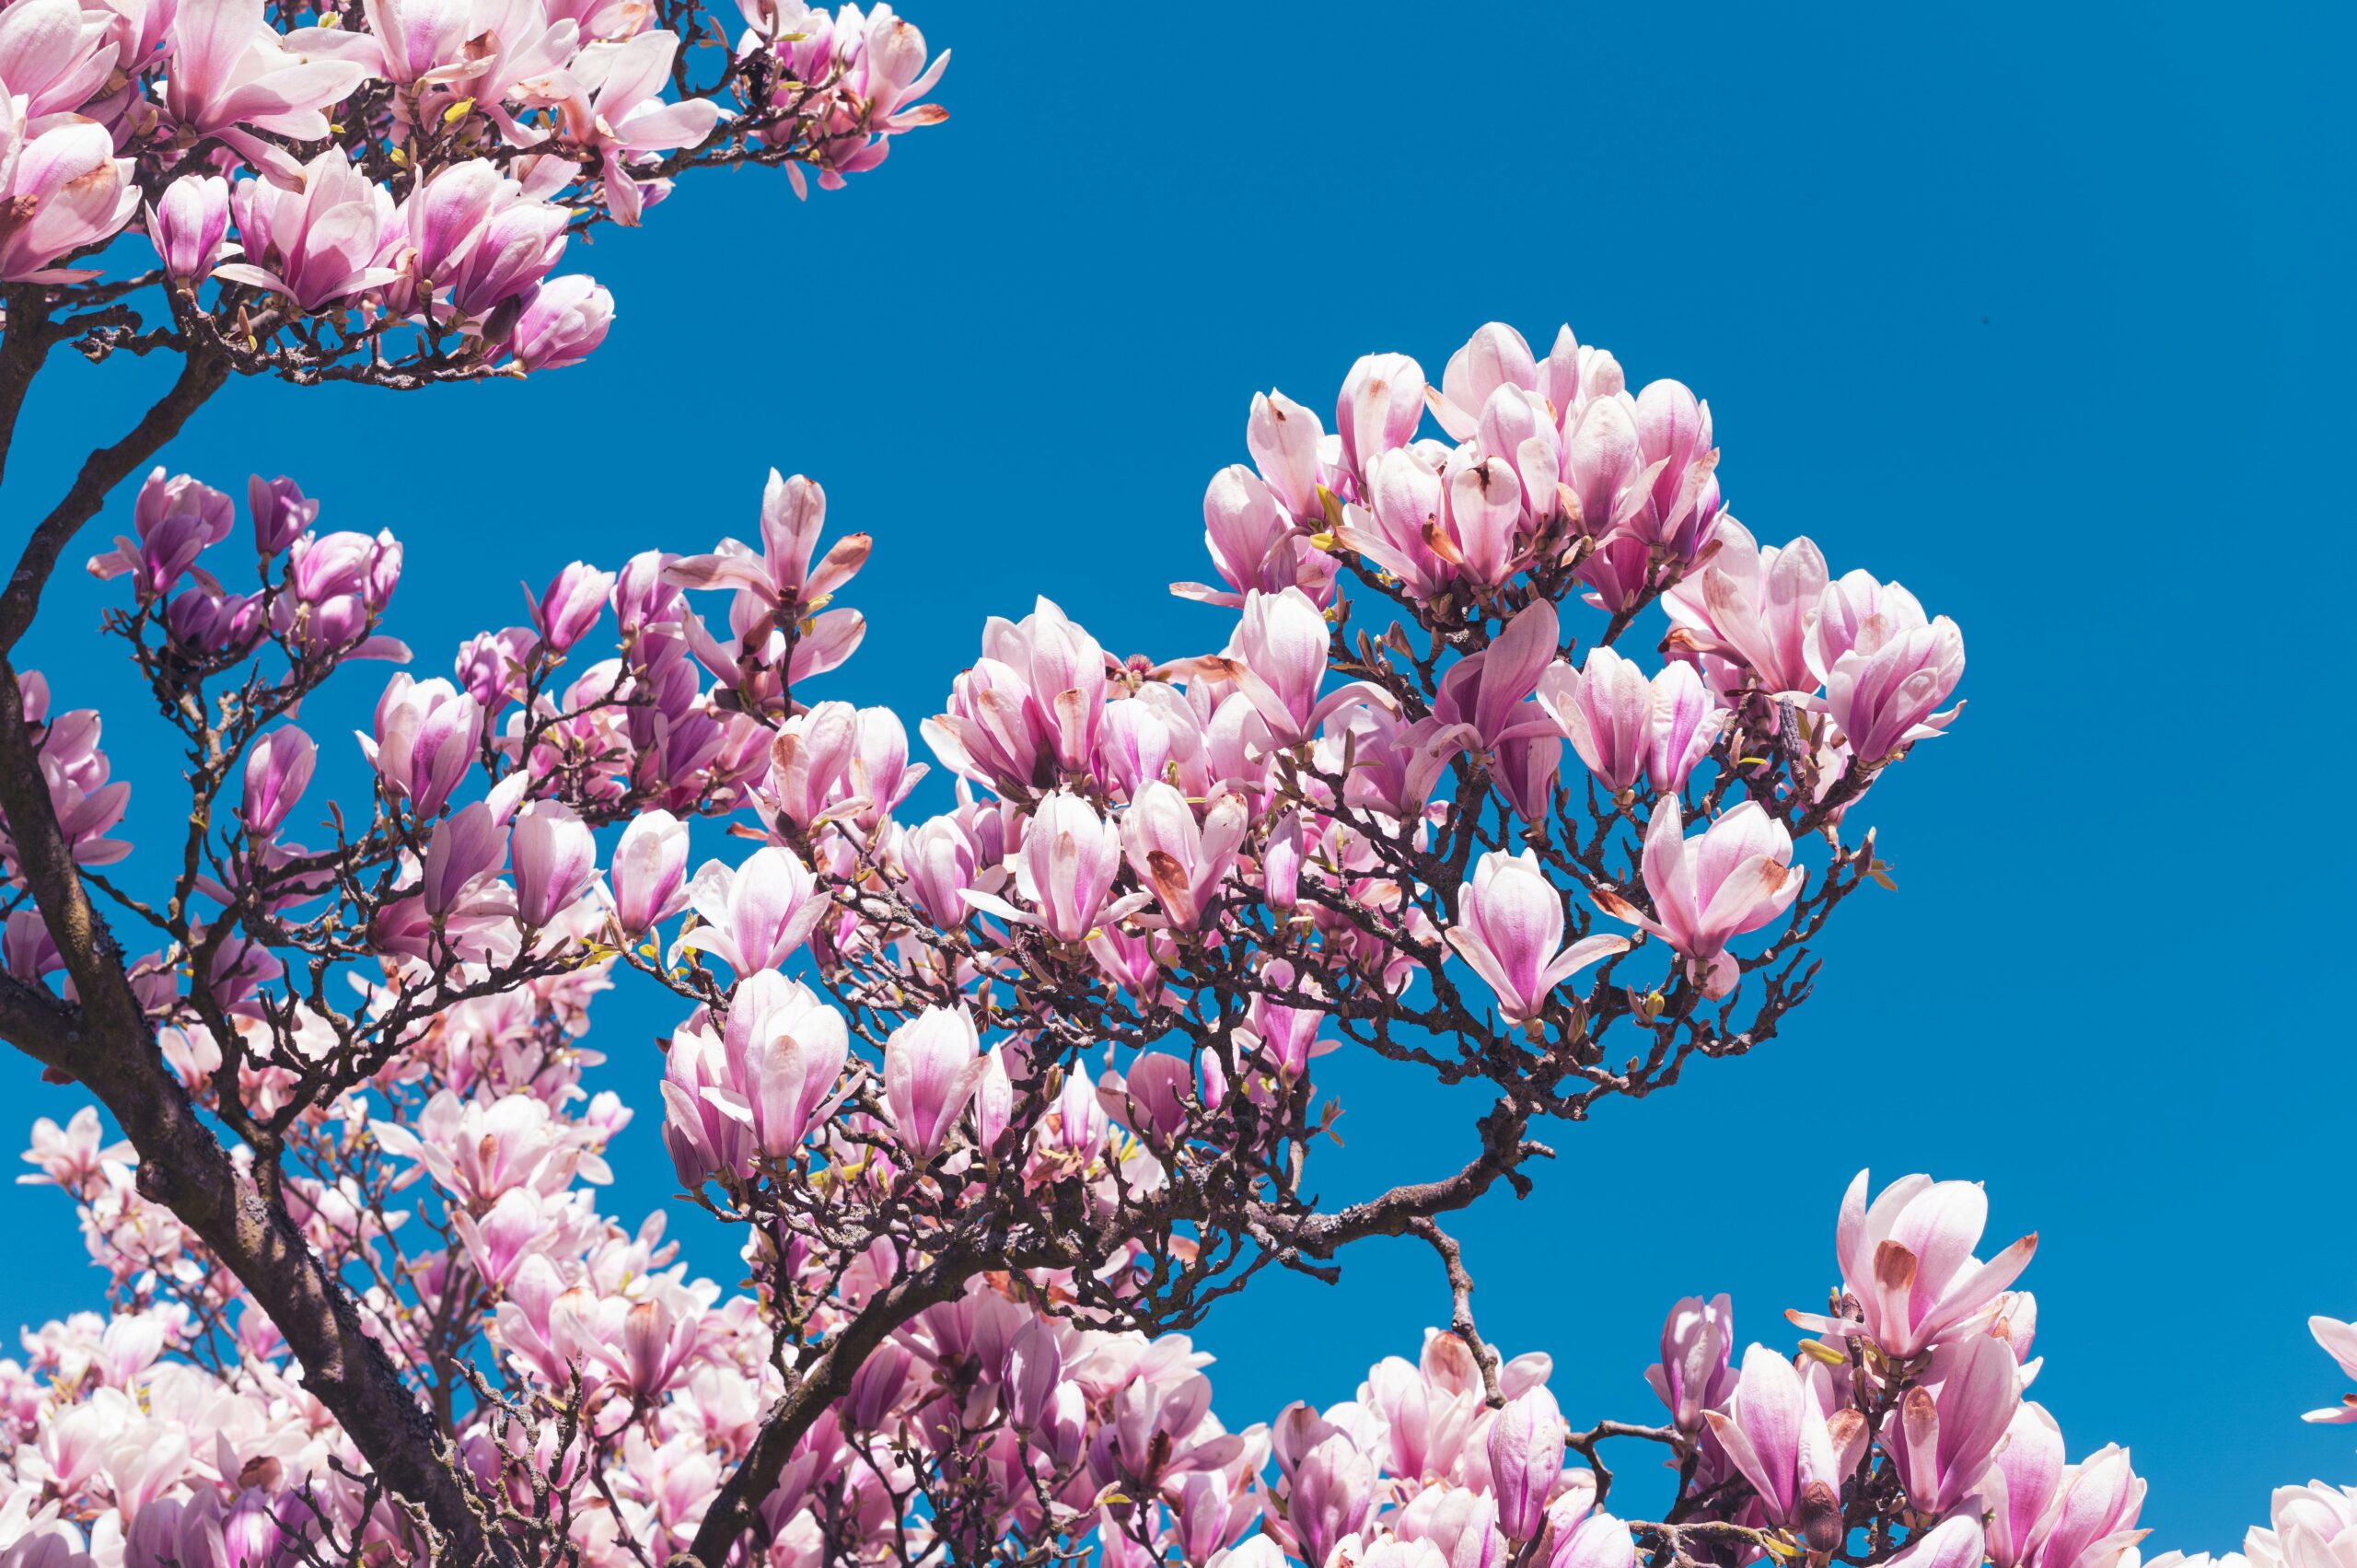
(0, 663, 493, 1559)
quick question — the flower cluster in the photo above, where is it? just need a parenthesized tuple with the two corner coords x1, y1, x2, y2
(1, 0, 946, 385)
(0, 318, 2002, 1566)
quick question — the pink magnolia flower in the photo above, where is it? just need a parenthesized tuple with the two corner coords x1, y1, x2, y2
(1120, 782, 1247, 931)
(1486, 1386, 1565, 1541)
(1246, 389, 1326, 522)
(0, 0, 119, 119)
(397, 159, 571, 320)
(1824, 611, 1967, 765)
(0, 104, 139, 283)
(1646, 1294, 1736, 1433)
(672, 845, 824, 974)
(1549, 1513, 1637, 1568)
(1288, 1433, 1376, 1568)
(1889, 1334, 2023, 1516)
(249, 474, 318, 556)
(361, 675, 482, 818)
(665, 470, 870, 612)
(1593, 799, 1802, 997)
(1647, 661, 1723, 793)
(1336, 352, 1426, 484)
(730, 979, 849, 1156)
(144, 174, 235, 284)
(559, 30, 726, 225)
(511, 800, 598, 929)
(1446, 850, 1628, 1025)
(1795, 1169, 2038, 1361)
(158, 0, 375, 182)
(530, 561, 616, 652)
(609, 809, 690, 935)
(240, 726, 315, 839)
(18, 1107, 130, 1194)
(2020, 1446, 2144, 1568)
(1433, 600, 1561, 750)
(883, 1004, 987, 1160)
(215, 149, 401, 310)
(1702, 1345, 1858, 1543)
(965, 790, 1137, 944)
(1663, 518, 1829, 695)
(1172, 463, 1336, 610)
(1536, 645, 1653, 794)
(509, 274, 614, 371)
(1977, 1404, 2067, 1568)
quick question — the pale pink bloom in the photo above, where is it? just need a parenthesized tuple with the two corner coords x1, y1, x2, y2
(1978, 1403, 2068, 1568)
(18, 1108, 129, 1194)
(609, 808, 690, 935)
(0, 102, 138, 282)
(0, 0, 119, 118)
(396, 159, 570, 319)
(1703, 1345, 1858, 1539)
(1646, 661, 1723, 793)
(1172, 464, 1336, 610)
(240, 726, 315, 838)
(1548, 1513, 1637, 1568)
(1486, 1386, 1565, 1540)
(1440, 456, 1527, 587)
(1339, 447, 1453, 599)
(1594, 799, 1802, 996)
(672, 845, 823, 973)
(1336, 352, 1426, 484)
(1536, 645, 1653, 794)
(508, 274, 613, 370)
(1428, 321, 1538, 440)
(559, 30, 725, 225)
(511, 800, 597, 929)
(216, 149, 401, 310)
(732, 980, 848, 1156)
(1798, 1170, 2039, 1361)
(2304, 1316, 2357, 1423)
(1646, 1294, 1736, 1432)
(1246, 389, 1326, 521)
(2021, 1446, 2145, 1568)
(965, 789, 1134, 944)
(665, 470, 869, 610)
(764, 702, 860, 830)
(1434, 600, 1561, 749)
(1288, 1433, 1376, 1568)
(883, 1004, 987, 1160)
(360, 674, 482, 818)
(143, 173, 234, 283)
(1887, 1517, 1990, 1568)
(158, 0, 376, 180)
(1825, 612, 1967, 765)
(360, 0, 483, 86)
(1120, 781, 1246, 930)
(1446, 850, 1628, 1025)
(1663, 518, 1829, 695)
(1889, 1334, 2023, 1516)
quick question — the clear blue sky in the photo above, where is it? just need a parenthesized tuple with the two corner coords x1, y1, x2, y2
(4, 0, 2349, 1547)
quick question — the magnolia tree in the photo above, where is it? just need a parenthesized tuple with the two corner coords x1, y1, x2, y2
(0, 4, 2344, 1566)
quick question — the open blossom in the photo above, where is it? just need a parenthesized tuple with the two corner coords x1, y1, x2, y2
(1889, 1334, 2024, 1516)
(2305, 1317, 2357, 1423)
(1446, 850, 1628, 1024)
(1793, 1169, 2039, 1360)
(0, 100, 139, 282)
(672, 845, 823, 973)
(1594, 799, 1801, 996)
(215, 149, 401, 310)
